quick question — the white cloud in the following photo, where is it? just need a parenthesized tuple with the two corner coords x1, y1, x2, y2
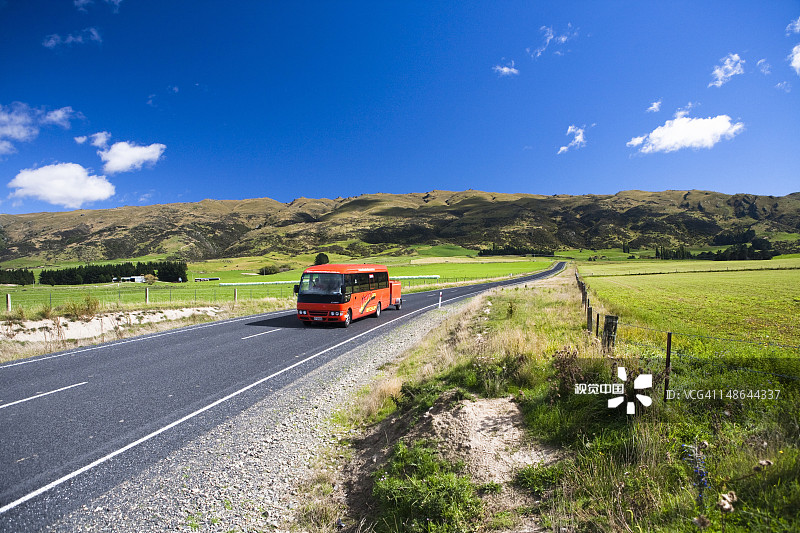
(786, 16, 800, 36)
(528, 23, 578, 59)
(89, 131, 111, 148)
(528, 26, 554, 58)
(74, 0, 123, 12)
(626, 136, 645, 148)
(557, 125, 586, 155)
(41, 106, 78, 128)
(757, 59, 771, 75)
(0, 102, 80, 155)
(646, 99, 662, 113)
(790, 44, 800, 75)
(42, 27, 102, 49)
(674, 102, 697, 119)
(98, 141, 166, 173)
(0, 102, 39, 143)
(628, 114, 744, 154)
(492, 60, 519, 76)
(775, 81, 792, 92)
(7, 163, 115, 209)
(708, 53, 745, 88)
(0, 140, 15, 155)
(0, 102, 85, 161)
(74, 135, 87, 144)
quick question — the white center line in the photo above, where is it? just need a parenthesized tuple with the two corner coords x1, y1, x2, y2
(0, 382, 88, 411)
(241, 329, 280, 340)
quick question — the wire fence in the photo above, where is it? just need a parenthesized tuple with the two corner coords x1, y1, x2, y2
(3, 273, 530, 314)
(574, 271, 800, 402)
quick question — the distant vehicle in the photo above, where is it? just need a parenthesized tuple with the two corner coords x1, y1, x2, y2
(294, 264, 402, 328)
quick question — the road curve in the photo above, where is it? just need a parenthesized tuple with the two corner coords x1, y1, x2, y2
(0, 261, 565, 531)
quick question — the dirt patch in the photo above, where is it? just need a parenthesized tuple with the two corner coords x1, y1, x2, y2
(0, 307, 219, 343)
(339, 391, 559, 531)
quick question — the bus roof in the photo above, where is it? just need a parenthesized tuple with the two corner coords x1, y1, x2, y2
(302, 263, 388, 274)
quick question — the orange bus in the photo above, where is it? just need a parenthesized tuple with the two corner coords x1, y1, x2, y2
(294, 264, 402, 327)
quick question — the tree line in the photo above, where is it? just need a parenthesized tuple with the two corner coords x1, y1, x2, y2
(656, 242, 774, 261)
(0, 268, 35, 285)
(478, 244, 554, 257)
(38, 261, 188, 286)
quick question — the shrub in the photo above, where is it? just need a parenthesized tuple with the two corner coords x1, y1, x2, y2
(259, 264, 279, 275)
(373, 440, 482, 532)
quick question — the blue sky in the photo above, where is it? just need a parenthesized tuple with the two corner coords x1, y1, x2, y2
(1, 1, 798, 214)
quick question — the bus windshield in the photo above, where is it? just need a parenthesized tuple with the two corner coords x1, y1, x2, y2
(298, 273, 344, 296)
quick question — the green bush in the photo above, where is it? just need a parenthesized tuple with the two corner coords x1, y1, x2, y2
(373, 440, 482, 532)
(259, 264, 279, 275)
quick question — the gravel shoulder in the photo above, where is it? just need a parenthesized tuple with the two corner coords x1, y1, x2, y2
(47, 301, 470, 532)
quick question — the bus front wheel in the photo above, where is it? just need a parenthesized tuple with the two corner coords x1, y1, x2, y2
(341, 310, 352, 328)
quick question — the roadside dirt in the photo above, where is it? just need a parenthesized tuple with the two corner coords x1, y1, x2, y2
(0, 307, 220, 344)
(339, 391, 559, 531)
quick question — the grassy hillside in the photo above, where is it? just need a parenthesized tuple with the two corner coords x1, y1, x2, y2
(1, 189, 799, 266)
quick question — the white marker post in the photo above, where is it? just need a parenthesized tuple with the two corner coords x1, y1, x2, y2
(438, 291, 442, 308)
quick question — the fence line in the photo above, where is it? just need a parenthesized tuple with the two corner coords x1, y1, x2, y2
(618, 321, 800, 351)
(574, 269, 800, 402)
(4, 271, 546, 313)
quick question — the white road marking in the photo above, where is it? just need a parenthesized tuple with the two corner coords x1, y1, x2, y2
(0, 302, 440, 515)
(241, 329, 280, 340)
(0, 382, 88, 411)
(0, 265, 566, 515)
(0, 310, 296, 370)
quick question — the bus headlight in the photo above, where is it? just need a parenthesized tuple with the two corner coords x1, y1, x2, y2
(298, 310, 308, 315)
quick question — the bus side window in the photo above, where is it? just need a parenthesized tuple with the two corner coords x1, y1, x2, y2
(379, 272, 388, 289)
(343, 274, 353, 295)
(353, 273, 364, 293)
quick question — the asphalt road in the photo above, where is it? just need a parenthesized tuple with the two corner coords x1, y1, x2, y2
(0, 261, 565, 531)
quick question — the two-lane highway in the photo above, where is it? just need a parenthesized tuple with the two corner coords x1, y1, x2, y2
(0, 262, 564, 531)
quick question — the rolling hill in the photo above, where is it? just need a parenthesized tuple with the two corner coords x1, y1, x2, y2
(1, 189, 799, 265)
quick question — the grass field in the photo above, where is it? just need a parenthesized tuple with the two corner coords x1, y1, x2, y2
(0, 254, 551, 316)
(309, 267, 800, 532)
(580, 259, 800, 347)
(579, 256, 800, 277)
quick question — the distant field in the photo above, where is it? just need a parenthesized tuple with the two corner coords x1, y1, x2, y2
(580, 258, 800, 347)
(580, 256, 800, 276)
(1, 255, 551, 314)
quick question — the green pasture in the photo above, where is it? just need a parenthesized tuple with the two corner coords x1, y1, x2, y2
(580, 256, 800, 276)
(560, 246, 733, 261)
(579, 258, 800, 367)
(410, 244, 477, 257)
(1, 255, 551, 314)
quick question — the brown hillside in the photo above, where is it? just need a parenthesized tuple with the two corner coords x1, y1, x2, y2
(1, 189, 798, 263)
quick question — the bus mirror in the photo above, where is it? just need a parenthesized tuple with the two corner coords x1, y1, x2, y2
(293, 284, 299, 294)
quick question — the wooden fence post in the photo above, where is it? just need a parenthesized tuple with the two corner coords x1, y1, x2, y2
(663, 332, 672, 402)
(6, 294, 10, 313)
(602, 315, 618, 353)
(145, 287, 150, 304)
(595, 312, 600, 337)
(587, 305, 593, 332)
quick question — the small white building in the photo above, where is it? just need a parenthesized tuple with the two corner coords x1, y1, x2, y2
(118, 276, 146, 283)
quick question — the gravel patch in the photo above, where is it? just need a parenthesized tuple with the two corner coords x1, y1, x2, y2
(47, 301, 470, 532)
